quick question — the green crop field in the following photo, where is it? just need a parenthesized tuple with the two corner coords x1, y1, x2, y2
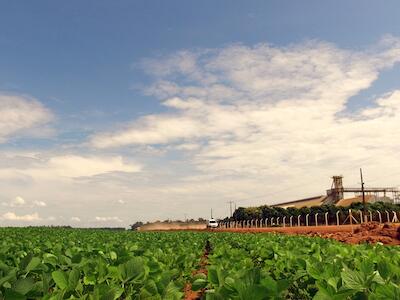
(0, 228, 399, 300)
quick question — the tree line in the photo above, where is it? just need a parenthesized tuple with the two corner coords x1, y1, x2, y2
(230, 201, 400, 222)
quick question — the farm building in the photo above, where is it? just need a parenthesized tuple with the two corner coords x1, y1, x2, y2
(273, 176, 399, 209)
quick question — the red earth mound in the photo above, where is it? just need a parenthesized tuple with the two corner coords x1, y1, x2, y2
(306, 222, 400, 245)
(215, 223, 400, 245)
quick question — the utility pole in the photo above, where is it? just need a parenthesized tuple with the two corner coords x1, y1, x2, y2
(227, 201, 234, 218)
(210, 208, 213, 219)
(360, 168, 367, 222)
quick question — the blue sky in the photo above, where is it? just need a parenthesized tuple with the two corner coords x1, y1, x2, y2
(1, 1, 400, 226)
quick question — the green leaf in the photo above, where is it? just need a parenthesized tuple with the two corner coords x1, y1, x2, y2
(192, 278, 207, 291)
(118, 257, 146, 282)
(109, 251, 117, 261)
(377, 260, 392, 281)
(52, 270, 68, 290)
(370, 284, 400, 300)
(0, 269, 17, 286)
(83, 274, 96, 285)
(12, 278, 35, 295)
(162, 282, 183, 300)
(193, 273, 207, 281)
(341, 269, 365, 291)
(25, 257, 41, 273)
(4, 289, 26, 300)
(99, 286, 124, 300)
(237, 285, 268, 300)
(68, 268, 80, 290)
(208, 267, 219, 285)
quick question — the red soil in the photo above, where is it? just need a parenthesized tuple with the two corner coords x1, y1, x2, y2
(307, 222, 400, 245)
(215, 222, 400, 245)
(184, 241, 211, 300)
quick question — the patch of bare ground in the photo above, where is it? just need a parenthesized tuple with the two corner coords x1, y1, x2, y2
(306, 222, 400, 245)
(216, 222, 400, 245)
(184, 240, 211, 300)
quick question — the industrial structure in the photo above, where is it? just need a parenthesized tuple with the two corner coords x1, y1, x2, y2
(273, 175, 400, 209)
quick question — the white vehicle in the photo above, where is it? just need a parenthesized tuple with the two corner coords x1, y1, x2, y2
(207, 218, 219, 228)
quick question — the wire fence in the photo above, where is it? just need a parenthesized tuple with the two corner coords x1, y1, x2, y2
(219, 209, 400, 228)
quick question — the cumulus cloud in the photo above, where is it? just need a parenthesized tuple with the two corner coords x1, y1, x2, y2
(1, 212, 41, 221)
(71, 217, 81, 222)
(33, 200, 47, 207)
(91, 37, 400, 152)
(2, 196, 47, 208)
(2, 196, 26, 207)
(0, 94, 53, 143)
(95, 216, 123, 222)
(88, 36, 400, 211)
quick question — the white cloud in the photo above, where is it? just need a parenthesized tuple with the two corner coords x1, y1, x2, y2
(33, 200, 47, 207)
(0, 94, 53, 143)
(95, 216, 123, 222)
(13, 196, 25, 206)
(91, 37, 400, 152)
(2, 196, 26, 207)
(0, 154, 141, 180)
(3, 37, 400, 225)
(71, 217, 81, 222)
(117, 199, 126, 204)
(1, 196, 47, 208)
(88, 36, 400, 213)
(2, 212, 41, 221)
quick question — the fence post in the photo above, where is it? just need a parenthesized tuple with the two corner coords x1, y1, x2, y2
(392, 211, 399, 223)
(385, 210, 390, 222)
(369, 211, 373, 222)
(377, 210, 382, 223)
(276, 217, 280, 226)
(336, 211, 340, 226)
(306, 214, 309, 226)
(265, 218, 268, 227)
(298, 215, 301, 227)
(359, 211, 363, 224)
(325, 212, 329, 226)
(283, 216, 286, 227)
(290, 216, 293, 227)
(315, 213, 319, 226)
(271, 217, 274, 226)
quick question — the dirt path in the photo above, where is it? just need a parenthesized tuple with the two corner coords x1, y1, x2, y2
(184, 240, 211, 300)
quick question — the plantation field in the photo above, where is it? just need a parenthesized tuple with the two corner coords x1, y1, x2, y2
(0, 228, 399, 299)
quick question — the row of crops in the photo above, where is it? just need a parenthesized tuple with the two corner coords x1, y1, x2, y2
(0, 228, 399, 299)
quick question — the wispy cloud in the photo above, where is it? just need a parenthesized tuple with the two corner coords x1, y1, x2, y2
(0, 93, 54, 143)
